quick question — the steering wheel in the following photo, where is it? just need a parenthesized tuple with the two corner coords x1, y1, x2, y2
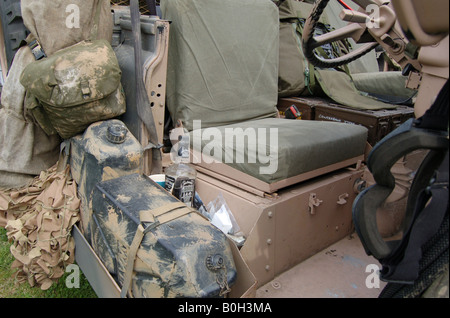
(302, 0, 387, 69)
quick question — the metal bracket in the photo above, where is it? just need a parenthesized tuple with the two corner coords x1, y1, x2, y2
(28, 39, 47, 60)
(308, 193, 323, 215)
(337, 193, 349, 205)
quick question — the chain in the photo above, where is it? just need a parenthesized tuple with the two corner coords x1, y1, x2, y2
(216, 265, 231, 297)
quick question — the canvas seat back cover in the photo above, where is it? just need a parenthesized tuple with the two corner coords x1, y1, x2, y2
(161, 0, 280, 132)
(162, 0, 368, 188)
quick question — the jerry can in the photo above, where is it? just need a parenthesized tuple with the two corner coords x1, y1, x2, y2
(70, 120, 144, 242)
(91, 173, 237, 298)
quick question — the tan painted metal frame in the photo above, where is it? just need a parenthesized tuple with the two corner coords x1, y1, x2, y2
(196, 166, 365, 288)
(0, 21, 8, 82)
(140, 18, 170, 174)
(191, 148, 364, 195)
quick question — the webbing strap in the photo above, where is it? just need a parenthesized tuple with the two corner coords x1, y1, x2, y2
(89, 0, 104, 41)
(130, 0, 163, 173)
(120, 224, 145, 298)
(139, 202, 187, 223)
(120, 202, 194, 298)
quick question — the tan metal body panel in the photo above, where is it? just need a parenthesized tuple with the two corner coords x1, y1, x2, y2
(196, 167, 365, 287)
(112, 7, 170, 175)
(73, 225, 122, 298)
(256, 234, 387, 298)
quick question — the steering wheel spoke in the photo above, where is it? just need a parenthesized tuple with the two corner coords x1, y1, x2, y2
(352, 0, 381, 8)
(302, 0, 379, 68)
(311, 23, 365, 49)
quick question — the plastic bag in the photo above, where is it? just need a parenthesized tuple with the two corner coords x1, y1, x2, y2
(206, 193, 240, 235)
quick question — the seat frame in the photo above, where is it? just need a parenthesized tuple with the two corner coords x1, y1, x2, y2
(192, 148, 364, 195)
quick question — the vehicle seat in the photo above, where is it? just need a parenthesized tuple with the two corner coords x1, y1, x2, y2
(323, 0, 417, 104)
(161, 0, 368, 194)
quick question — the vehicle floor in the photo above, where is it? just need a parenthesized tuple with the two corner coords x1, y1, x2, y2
(256, 233, 387, 298)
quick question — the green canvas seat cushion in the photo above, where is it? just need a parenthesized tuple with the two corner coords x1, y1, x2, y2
(191, 118, 368, 184)
(161, 0, 279, 132)
(315, 69, 398, 110)
(351, 71, 417, 101)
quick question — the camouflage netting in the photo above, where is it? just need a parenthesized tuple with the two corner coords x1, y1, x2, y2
(0, 164, 80, 290)
(110, 0, 160, 15)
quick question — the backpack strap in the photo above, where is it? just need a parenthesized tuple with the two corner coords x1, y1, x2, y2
(27, 38, 47, 60)
(88, 0, 105, 41)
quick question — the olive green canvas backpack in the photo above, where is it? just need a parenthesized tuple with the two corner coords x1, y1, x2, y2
(19, 0, 126, 139)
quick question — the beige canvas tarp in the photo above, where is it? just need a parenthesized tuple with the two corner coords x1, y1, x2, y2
(21, 0, 113, 56)
(0, 46, 61, 188)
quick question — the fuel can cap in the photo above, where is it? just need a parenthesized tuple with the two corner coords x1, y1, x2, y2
(206, 254, 225, 271)
(107, 123, 128, 144)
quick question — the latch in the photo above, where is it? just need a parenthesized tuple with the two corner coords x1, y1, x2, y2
(309, 193, 323, 215)
(337, 193, 349, 205)
(80, 80, 91, 99)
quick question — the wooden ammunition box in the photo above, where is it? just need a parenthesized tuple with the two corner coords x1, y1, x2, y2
(278, 97, 415, 146)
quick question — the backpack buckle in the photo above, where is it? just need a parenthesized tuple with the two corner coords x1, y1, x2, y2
(28, 39, 47, 60)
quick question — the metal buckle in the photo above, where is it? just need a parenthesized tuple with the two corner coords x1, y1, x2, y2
(28, 39, 47, 60)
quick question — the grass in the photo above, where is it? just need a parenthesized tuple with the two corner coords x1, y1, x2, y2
(0, 227, 97, 298)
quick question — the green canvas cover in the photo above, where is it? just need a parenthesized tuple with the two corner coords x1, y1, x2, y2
(315, 69, 398, 110)
(161, 0, 279, 132)
(351, 71, 417, 101)
(162, 0, 369, 186)
(278, 0, 349, 97)
(191, 118, 368, 184)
